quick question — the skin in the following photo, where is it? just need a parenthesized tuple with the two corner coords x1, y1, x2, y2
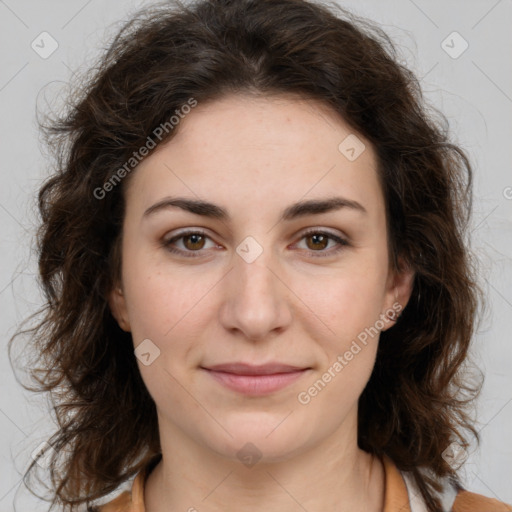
(109, 94, 414, 512)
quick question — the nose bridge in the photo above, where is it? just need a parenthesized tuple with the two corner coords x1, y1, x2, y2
(237, 249, 275, 296)
(234, 235, 280, 307)
(232, 231, 275, 280)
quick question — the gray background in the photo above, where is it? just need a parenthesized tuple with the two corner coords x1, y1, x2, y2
(1, 0, 511, 510)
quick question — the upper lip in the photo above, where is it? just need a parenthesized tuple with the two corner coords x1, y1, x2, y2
(203, 363, 309, 375)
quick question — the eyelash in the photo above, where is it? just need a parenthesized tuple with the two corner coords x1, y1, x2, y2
(162, 228, 349, 258)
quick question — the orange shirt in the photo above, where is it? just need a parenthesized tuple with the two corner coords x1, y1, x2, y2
(94, 455, 512, 512)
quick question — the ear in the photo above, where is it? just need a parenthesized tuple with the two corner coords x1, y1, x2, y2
(108, 284, 131, 332)
(381, 257, 415, 331)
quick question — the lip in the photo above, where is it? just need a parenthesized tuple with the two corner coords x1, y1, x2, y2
(201, 362, 310, 395)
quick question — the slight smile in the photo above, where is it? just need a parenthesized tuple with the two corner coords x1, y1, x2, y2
(201, 362, 312, 396)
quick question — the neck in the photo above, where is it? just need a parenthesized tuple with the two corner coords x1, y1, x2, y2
(144, 411, 384, 512)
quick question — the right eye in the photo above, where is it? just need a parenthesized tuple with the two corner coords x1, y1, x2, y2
(162, 230, 220, 257)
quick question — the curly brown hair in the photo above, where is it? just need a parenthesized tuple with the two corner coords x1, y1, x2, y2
(10, 0, 484, 510)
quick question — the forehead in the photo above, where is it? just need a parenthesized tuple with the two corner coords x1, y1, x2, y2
(125, 94, 384, 222)
(162, 93, 368, 163)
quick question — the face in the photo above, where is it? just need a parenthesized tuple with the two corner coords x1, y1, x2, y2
(109, 94, 413, 464)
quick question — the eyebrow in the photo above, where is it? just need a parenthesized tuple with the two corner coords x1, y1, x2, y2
(143, 196, 367, 222)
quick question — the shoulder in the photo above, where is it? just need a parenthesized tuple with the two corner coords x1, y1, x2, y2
(90, 455, 160, 512)
(397, 459, 511, 512)
(90, 470, 146, 512)
(452, 489, 512, 512)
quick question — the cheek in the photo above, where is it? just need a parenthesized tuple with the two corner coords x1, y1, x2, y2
(122, 263, 212, 401)
(295, 269, 384, 413)
(122, 247, 217, 341)
(295, 262, 387, 345)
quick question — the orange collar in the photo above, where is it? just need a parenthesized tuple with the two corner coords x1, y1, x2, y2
(382, 454, 412, 512)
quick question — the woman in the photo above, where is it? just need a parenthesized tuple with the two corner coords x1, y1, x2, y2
(11, 0, 511, 511)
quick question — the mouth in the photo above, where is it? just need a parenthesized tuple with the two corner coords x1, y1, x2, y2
(200, 362, 311, 395)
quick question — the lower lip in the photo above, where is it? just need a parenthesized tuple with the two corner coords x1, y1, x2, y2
(203, 369, 309, 395)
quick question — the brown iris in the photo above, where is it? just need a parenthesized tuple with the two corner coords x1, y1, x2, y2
(305, 233, 329, 251)
(182, 233, 206, 250)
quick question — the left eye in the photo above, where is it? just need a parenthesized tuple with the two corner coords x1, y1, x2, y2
(162, 229, 349, 258)
(295, 229, 349, 256)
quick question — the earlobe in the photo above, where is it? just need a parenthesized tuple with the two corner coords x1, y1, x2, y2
(108, 285, 131, 332)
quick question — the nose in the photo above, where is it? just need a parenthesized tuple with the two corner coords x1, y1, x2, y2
(218, 246, 292, 342)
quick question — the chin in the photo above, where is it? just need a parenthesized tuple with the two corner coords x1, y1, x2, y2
(207, 413, 315, 464)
